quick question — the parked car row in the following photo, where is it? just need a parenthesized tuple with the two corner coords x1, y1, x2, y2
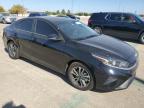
(3, 16, 138, 91)
(0, 12, 17, 24)
(88, 12, 144, 44)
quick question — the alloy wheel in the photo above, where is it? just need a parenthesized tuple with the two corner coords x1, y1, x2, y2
(70, 66, 91, 88)
(94, 27, 102, 34)
(8, 42, 17, 58)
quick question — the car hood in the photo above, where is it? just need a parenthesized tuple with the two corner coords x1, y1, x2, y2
(77, 35, 136, 60)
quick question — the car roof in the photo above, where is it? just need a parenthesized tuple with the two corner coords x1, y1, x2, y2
(92, 12, 134, 15)
(27, 16, 75, 25)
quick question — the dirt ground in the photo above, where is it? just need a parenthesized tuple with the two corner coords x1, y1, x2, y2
(0, 19, 144, 108)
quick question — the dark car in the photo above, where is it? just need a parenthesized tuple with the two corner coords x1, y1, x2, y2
(29, 12, 48, 17)
(88, 12, 144, 44)
(57, 14, 80, 20)
(3, 16, 138, 91)
(67, 14, 80, 20)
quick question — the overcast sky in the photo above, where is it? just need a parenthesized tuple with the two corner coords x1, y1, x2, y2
(0, 0, 144, 14)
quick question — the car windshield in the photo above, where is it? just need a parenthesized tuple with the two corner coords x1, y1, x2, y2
(58, 21, 98, 40)
(2, 13, 9, 16)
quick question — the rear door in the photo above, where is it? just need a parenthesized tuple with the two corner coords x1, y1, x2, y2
(102, 13, 124, 38)
(14, 19, 35, 58)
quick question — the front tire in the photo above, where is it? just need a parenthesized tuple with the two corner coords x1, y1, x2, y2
(7, 41, 19, 59)
(139, 32, 144, 44)
(67, 62, 94, 91)
(2, 19, 7, 24)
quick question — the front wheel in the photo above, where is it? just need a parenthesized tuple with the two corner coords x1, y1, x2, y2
(67, 62, 94, 91)
(2, 19, 7, 24)
(7, 41, 19, 59)
(139, 33, 144, 44)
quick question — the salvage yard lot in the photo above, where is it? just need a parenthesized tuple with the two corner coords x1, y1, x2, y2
(0, 22, 144, 108)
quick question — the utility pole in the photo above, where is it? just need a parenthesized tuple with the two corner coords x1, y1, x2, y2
(71, 0, 74, 13)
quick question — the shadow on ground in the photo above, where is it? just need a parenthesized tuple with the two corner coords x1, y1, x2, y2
(20, 57, 70, 86)
(2, 101, 26, 108)
(20, 57, 104, 93)
(135, 77, 144, 85)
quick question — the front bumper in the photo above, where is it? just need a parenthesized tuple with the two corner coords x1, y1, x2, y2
(94, 61, 138, 91)
(5, 18, 16, 23)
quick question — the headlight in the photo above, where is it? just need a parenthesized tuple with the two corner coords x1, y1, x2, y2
(92, 54, 129, 69)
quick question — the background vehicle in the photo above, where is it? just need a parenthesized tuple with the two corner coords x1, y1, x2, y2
(67, 14, 80, 20)
(3, 17, 138, 91)
(0, 12, 17, 24)
(88, 12, 144, 44)
(57, 14, 80, 20)
(29, 12, 48, 17)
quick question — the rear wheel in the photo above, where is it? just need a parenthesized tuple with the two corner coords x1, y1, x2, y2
(7, 41, 19, 59)
(94, 27, 102, 34)
(67, 62, 94, 91)
(139, 32, 144, 44)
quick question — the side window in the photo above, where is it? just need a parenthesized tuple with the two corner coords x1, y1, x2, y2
(122, 14, 136, 23)
(15, 19, 33, 32)
(110, 14, 122, 21)
(36, 20, 57, 36)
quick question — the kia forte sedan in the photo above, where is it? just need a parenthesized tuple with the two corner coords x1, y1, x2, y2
(3, 17, 138, 91)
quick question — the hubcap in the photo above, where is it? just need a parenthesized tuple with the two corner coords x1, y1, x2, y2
(94, 27, 101, 34)
(8, 43, 17, 57)
(70, 66, 91, 88)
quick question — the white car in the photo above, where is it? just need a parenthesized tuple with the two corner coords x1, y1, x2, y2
(0, 13, 17, 24)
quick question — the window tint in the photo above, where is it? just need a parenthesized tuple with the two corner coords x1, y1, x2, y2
(36, 20, 57, 36)
(91, 13, 107, 20)
(15, 19, 33, 31)
(110, 14, 122, 21)
(122, 14, 136, 23)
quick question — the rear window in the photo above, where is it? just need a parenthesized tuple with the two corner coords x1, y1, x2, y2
(90, 13, 107, 20)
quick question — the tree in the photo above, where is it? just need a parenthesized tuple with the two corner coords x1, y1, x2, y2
(67, 10, 71, 15)
(0, 6, 5, 12)
(9, 4, 26, 14)
(56, 10, 60, 15)
(61, 9, 66, 15)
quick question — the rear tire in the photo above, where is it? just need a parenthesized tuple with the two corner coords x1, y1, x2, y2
(94, 27, 102, 34)
(139, 33, 144, 44)
(67, 62, 94, 91)
(7, 41, 19, 59)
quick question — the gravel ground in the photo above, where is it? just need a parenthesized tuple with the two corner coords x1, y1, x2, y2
(0, 22, 144, 108)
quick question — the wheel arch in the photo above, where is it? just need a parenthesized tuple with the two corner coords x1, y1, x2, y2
(7, 38, 20, 49)
(138, 30, 144, 39)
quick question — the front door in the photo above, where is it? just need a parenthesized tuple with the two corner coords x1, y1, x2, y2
(31, 19, 70, 73)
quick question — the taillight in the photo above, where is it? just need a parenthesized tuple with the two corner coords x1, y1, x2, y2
(88, 19, 92, 25)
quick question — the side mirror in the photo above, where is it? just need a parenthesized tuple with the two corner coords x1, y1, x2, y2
(48, 34, 62, 41)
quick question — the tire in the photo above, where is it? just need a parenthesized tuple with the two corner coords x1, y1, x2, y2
(139, 32, 144, 44)
(2, 19, 7, 24)
(67, 62, 94, 91)
(7, 41, 19, 59)
(94, 27, 102, 34)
